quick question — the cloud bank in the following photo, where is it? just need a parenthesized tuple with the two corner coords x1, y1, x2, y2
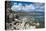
(11, 3, 44, 12)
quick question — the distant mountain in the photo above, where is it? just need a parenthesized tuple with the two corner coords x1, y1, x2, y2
(15, 10, 44, 13)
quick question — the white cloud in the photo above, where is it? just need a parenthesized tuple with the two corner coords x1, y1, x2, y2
(14, 3, 17, 5)
(26, 4, 35, 9)
(11, 3, 23, 11)
(18, 3, 22, 6)
(11, 4, 36, 12)
(11, 3, 44, 12)
(21, 4, 35, 12)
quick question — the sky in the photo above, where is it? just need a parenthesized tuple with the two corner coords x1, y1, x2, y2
(11, 2, 45, 12)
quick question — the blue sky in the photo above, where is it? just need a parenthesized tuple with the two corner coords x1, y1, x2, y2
(11, 1, 45, 12)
